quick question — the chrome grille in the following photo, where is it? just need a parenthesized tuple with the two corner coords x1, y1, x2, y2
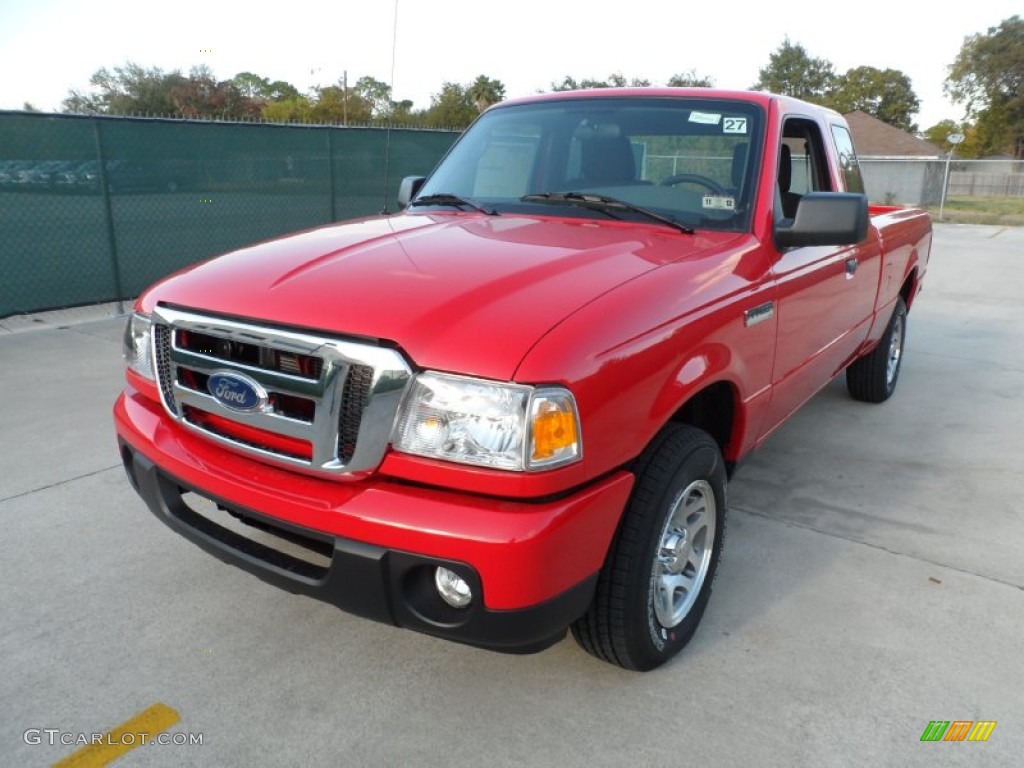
(339, 364, 374, 463)
(153, 324, 178, 415)
(151, 306, 412, 477)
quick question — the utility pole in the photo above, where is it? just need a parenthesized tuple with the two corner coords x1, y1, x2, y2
(343, 70, 348, 127)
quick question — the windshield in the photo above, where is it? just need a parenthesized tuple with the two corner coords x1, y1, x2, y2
(418, 96, 764, 232)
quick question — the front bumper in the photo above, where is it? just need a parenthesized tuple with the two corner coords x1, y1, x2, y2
(115, 389, 633, 653)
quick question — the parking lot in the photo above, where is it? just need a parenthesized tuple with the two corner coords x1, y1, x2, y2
(2, 223, 1021, 766)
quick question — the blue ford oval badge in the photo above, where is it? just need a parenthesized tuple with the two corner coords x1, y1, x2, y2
(207, 371, 268, 412)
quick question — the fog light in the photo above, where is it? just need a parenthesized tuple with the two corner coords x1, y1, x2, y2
(434, 567, 472, 608)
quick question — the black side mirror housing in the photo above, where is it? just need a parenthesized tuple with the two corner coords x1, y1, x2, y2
(397, 176, 426, 209)
(775, 192, 868, 248)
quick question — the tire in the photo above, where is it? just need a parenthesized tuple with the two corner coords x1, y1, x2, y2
(571, 424, 727, 670)
(846, 297, 907, 403)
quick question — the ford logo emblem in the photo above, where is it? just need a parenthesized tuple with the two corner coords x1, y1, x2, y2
(207, 371, 268, 412)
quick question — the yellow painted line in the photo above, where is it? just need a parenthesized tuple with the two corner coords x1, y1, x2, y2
(52, 703, 180, 768)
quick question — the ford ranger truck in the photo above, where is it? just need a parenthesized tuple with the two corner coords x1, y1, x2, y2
(115, 89, 931, 670)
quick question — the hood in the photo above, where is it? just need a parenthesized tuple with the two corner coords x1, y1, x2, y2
(142, 212, 733, 380)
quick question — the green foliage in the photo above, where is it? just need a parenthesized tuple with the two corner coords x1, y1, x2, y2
(754, 40, 921, 132)
(261, 95, 314, 123)
(232, 72, 300, 102)
(422, 82, 477, 128)
(352, 76, 393, 119)
(62, 63, 186, 115)
(946, 15, 1024, 158)
(468, 75, 506, 112)
(754, 39, 836, 103)
(667, 71, 715, 88)
(830, 66, 919, 132)
(550, 73, 651, 91)
(62, 62, 277, 118)
(170, 65, 262, 119)
(922, 119, 985, 157)
(922, 119, 959, 148)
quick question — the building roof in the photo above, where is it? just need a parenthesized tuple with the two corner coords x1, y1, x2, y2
(844, 111, 942, 157)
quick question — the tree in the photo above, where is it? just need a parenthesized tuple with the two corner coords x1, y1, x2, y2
(922, 119, 959, 148)
(831, 66, 920, 132)
(422, 82, 477, 128)
(754, 39, 836, 103)
(352, 76, 393, 119)
(922, 119, 984, 158)
(61, 62, 267, 118)
(946, 15, 1024, 158)
(232, 72, 299, 102)
(169, 65, 261, 119)
(667, 71, 715, 88)
(262, 95, 314, 123)
(467, 75, 505, 112)
(550, 73, 651, 91)
(62, 62, 187, 115)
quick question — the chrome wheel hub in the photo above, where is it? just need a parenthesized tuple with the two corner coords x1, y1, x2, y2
(886, 314, 904, 386)
(652, 479, 716, 628)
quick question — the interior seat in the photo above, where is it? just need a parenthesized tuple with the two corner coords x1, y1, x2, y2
(778, 144, 802, 219)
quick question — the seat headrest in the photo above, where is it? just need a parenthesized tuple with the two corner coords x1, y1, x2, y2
(731, 143, 748, 189)
(581, 136, 635, 183)
(779, 144, 792, 194)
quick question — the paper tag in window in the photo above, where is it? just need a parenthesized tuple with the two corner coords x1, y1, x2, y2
(689, 111, 721, 125)
(723, 117, 748, 134)
(703, 195, 735, 210)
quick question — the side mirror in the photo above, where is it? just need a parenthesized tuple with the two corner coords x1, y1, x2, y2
(775, 192, 868, 248)
(397, 176, 426, 209)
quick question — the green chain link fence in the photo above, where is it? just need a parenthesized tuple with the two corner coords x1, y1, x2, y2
(1, 111, 458, 318)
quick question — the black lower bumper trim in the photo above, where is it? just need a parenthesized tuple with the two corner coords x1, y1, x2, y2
(121, 442, 596, 654)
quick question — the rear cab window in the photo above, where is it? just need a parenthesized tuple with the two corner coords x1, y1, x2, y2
(829, 124, 866, 194)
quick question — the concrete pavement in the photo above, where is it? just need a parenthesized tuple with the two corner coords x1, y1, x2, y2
(1, 224, 1021, 767)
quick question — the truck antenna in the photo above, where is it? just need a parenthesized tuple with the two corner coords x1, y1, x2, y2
(380, 0, 400, 215)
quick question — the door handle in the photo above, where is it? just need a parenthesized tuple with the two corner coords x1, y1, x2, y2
(845, 257, 858, 278)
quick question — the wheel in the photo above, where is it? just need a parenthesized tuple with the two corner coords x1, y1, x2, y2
(660, 173, 726, 194)
(572, 424, 727, 670)
(846, 296, 907, 403)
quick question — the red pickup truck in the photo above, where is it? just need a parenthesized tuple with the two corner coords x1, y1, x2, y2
(115, 88, 931, 670)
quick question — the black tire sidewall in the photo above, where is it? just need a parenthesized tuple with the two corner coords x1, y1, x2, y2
(884, 299, 908, 397)
(626, 434, 727, 669)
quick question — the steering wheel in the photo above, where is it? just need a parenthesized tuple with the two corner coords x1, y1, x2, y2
(660, 174, 727, 194)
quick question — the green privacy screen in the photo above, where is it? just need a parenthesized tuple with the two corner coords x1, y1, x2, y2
(0, 111, 457, 317)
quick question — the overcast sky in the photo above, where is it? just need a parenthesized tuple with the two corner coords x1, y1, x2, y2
(0, 0, 1017, 130)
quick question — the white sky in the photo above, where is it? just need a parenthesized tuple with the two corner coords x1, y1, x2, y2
(0, 0, 1018, 130)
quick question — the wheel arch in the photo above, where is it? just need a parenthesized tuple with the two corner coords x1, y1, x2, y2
(900, 266, 919, 310)
(664, 379, 743, 477)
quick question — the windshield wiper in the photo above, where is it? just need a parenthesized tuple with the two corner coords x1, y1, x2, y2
(521, 192, 694, 234)
(409, 193, 497, 215)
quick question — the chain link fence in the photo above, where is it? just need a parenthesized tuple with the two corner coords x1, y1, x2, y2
(1, 111, 457, 318)
(859, 158, 1024, 206)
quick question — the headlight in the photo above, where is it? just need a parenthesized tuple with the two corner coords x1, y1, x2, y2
(392, 372, 581, 471)
(122, 312, 154, 380)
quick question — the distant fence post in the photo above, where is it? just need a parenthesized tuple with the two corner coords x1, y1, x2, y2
(92, 118, 125, 313)
(327, 129, 337, 222)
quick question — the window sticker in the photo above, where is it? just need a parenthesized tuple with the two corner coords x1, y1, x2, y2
(689, 111, 721, 125)
(723, 117, 748, 134)
(702, 195, 736, 210)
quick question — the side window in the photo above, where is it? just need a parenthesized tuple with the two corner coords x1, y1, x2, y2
(778, 118, 833, 218)
(830, 125, 865, 193)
